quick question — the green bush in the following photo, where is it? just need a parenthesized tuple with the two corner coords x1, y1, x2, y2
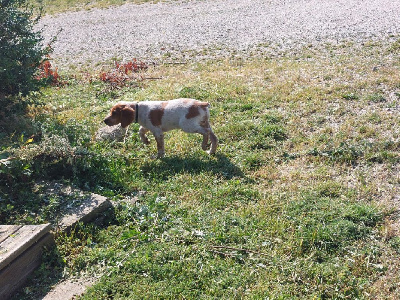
(0, 0, 49, 96)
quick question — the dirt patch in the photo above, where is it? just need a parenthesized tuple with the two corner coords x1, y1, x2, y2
(41, 277, 96, 300)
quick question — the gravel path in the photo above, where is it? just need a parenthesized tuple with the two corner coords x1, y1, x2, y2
(38, 0, 400, 67)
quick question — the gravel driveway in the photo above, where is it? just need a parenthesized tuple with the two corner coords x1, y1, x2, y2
(38, 0, 400, 67)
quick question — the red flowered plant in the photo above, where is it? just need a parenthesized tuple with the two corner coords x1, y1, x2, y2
(99, 58, 148, 86)
(35, 59, 61, 86)
(115, 58, 148, 74)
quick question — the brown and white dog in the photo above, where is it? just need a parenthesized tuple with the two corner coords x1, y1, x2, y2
(104, 98, 218, 158)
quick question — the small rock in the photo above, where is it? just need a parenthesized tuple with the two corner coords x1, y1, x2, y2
(95, 124, 128, 142)
(57, 193, 113, 232)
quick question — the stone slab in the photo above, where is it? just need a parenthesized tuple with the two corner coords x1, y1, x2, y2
(57, 193, 113, 232)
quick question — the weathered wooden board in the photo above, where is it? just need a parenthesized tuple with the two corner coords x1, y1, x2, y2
(0, 224, 53, 300)
(0, 224, 51, 270)
(0, 226, 22, 244)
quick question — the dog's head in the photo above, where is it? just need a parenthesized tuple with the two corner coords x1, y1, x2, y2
(104, 102, 135, 128)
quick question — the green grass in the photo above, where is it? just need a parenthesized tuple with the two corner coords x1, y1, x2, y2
(2, 39, 400, 299)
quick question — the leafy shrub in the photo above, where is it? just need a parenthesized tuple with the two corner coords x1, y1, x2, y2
(0, 0, 50, 96)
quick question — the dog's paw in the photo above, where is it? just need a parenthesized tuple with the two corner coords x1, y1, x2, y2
(156, 152, 165, 159)
(202, 143, 211, 151)
(207, 150, 216, 155)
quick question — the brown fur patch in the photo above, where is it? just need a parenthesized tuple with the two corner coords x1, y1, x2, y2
(112, 104, 124, 115)
(104, 104, 125, 126)
(149, 102, 168, 127)
(197, 101, 209, 108)
(186, 105, 200, 119)
(121, 107, 135, 128)
(200, 114, 209, 127)
(186, 101, 209, 119)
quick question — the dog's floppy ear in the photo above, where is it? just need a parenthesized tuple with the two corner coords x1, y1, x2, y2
(120, 107, 135, 128)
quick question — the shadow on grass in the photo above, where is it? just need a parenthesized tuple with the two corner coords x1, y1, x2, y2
(140, 153, 248, 181)
(0, 95, 39, 139)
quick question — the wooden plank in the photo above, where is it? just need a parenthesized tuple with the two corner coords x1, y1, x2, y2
(0, 226, 22, 244)
(0, 224, 51, 272)
(0, 232, 54, 300)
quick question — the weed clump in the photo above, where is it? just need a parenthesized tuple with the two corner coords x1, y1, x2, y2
(99, 58, 148, 87)
(35, 59, 62, 86)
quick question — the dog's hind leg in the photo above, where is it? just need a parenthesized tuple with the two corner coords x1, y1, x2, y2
(152, 130, 165, 158)
(193, 126, 217, 155)
(208, 129, 218, 154)
(201, 130, 209, 150)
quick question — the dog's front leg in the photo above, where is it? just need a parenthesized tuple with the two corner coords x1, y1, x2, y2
(122, 125, 129, 143)
(139, 126, 150, 145)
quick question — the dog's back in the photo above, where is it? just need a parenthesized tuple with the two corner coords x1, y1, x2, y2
(138, 98, 210, 132)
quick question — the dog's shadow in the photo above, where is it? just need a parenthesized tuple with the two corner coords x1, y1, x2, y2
(140, 153, 247, 181)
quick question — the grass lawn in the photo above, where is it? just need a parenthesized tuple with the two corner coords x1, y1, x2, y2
(1, 39, 400, 298)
